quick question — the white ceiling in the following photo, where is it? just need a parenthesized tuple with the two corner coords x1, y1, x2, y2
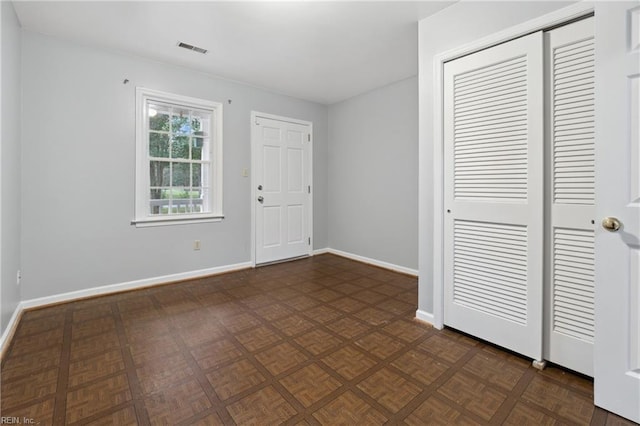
(12, 1, 454, 104)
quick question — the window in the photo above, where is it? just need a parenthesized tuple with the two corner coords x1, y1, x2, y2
(134, 88, 223, 226)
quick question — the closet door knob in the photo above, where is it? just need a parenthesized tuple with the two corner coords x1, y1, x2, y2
(602, 217, 621, 232)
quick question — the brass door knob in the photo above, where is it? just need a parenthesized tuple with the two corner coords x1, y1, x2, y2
(602, 217, 621, 232)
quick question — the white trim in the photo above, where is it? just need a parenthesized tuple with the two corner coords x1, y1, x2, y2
(428, 1, 595, 330)
(20, 262, 252, 311)
(0, 303, 23, 359)
(250, 111, 313, 266)
(1, 249, 414, 356)
(0, 261, 252, 356)
(415, 309, 437, 328)
(134, 87, 224, 226)
(131, 216, 223, 227)
(326, 248, 418, 277)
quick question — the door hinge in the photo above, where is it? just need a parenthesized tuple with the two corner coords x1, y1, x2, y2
(308, 185, 311, 194)
(307, 134, 311, 142)
(308, 237, 311, 245)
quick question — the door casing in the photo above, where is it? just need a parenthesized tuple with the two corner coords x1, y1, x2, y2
(428, 1, 595, 329)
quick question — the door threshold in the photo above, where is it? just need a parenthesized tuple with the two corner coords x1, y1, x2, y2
(256, 255, 309, 267)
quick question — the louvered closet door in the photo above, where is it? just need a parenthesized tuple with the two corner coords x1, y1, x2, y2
(443, 32, 544, 360)
(544, 17, 595, 376)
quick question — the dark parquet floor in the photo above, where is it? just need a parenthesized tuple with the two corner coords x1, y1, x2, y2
(1, 254, 636, 425)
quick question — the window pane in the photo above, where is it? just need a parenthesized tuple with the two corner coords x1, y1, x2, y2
(191, 188, 204, 212)
(192, 137, 207, 160)
(171, 188, 190, 213)
(171, 162, 190, 187)
(150, 161, 170, 187)
(149, 187, 169, 215)
(191, 163, 202, 186)
(149, 104, 170, 131)
(171, 111, 191, 135)
(201, 187, 211, 211)
(137, 89, 222, 222)
(149, 133, 169, 158)
(191, 116, 203, 133)
(171, 136, 190, 159)
(191, 111, 210, 131)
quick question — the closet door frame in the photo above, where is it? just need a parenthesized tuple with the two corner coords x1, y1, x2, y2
(428, 2, 595, 330)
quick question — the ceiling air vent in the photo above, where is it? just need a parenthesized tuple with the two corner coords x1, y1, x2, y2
(177, 42, 208, 54)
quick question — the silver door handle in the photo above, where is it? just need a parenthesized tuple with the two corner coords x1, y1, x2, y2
(257, 196, 264, 203)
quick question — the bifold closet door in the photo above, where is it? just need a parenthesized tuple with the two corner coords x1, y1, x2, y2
(443, 32, 544, 360)
(545, 17, 595, 377)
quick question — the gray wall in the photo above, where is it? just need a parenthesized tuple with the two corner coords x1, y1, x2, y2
(1, 1, 22, 335)
(20, 32, 328, 301)
(328, 77, 418, 270)
(418, 1, 575, 315)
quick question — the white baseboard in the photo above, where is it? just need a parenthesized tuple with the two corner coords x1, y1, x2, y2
(0, 303, 24, 359)
(0, 261, 252, 358)
(2, 250, 416, 356)
(20, 261, 253, 311)
(415, 309, 436, 327)
(325, 248, 418, 277)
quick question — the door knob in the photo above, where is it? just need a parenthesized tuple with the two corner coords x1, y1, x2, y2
(257, 196, 264, 203)
(602, 217, 621, 232)
(257, 185, 263, 190)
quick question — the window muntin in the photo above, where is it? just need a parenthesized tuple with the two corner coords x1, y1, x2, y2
(135, 88, 222, 226)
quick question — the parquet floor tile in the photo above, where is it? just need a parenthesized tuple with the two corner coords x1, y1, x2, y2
(280, 363, 342, 408)
(65, 373, 132, 423)
(437, 371, 508, 421)
(84, 406, 138, 426)
(206, 359, 266, 401)
(144, 379, 212, 426)
(226, 385, 297, 425)
(354, 331, 405, 360)
(293, 329, 342, 356)
(16, 313, 65, 337)
(311, 390, 388, 425)
(405, 395, 482, 426)
(0, 398, 56, 426)
(321, 345, 377, 380)
(191, 338, 244, 371)
(1, 367, 59, 409)
(136, 352, 194, 395)
(391, 349, 449, 386)
(356, 367, 421, 413)
(254, 342, 308, 376)
(68, 349, 125, 387)
(1, 254, 634, 425)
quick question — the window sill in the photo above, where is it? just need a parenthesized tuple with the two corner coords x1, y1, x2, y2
(131, 215, 224, 228)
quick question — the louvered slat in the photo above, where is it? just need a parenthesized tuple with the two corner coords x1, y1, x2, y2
(553, 38, 595, 205)
(453, 56, 529, 200)
(553, 228, 595, 342)
(453, 220, 528, 324)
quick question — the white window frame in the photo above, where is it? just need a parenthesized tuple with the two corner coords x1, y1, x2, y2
(133, 87, 223, 227)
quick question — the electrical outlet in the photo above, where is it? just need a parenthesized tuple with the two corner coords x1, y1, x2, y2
(193, 240, 201, 251)
(16, 270, 21, 286)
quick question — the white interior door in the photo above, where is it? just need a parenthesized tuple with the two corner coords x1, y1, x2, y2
(443, 32, 544, 361)
(593, 3, 640, 423)
(253, 115, 312, 265)
(544, 17, 595, 377)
